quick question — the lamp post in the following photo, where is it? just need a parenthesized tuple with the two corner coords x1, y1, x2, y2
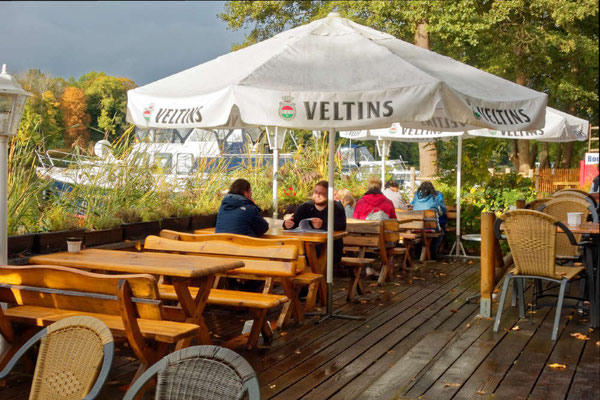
(0, 64, 32, 264)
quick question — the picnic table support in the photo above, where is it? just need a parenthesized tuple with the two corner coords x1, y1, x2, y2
(480, 211, 496, 318)
(317, 128, 364, 324)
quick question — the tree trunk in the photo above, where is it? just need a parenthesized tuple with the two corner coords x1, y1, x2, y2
(538, 142, 550, 169)
(414, 19, 438, 178)
(515, 72, 531, 174)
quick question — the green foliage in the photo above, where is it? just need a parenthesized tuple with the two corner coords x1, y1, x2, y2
(7, 137, 49, 235)
(77, 72, 137, 142)
(39, 203, 82, 232)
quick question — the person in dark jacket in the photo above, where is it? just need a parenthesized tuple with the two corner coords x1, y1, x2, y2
(283, 180, 346, 265)
(215, 179, 269, 292)
(353, 176, 397, 220)
(215, 178, 269, 237)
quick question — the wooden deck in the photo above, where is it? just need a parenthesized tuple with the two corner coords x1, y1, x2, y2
(2, 259, 598, 399)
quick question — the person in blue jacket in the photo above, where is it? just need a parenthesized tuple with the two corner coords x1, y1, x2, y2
(410, 181, 447, 260)
(215, 178, 269, 237)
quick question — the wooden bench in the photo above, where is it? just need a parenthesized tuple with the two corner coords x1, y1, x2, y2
(0, 265, 200, 378)
(143, 235, 304, 347)
(342, 220, 406, 299)
(396, 209, 442, 262)
(160, 229, 324, 312)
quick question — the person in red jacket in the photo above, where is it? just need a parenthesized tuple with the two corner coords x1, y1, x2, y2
(353, 176, 397, 220)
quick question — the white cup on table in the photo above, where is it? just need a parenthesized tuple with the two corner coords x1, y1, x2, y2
(567, 212, 583, 227)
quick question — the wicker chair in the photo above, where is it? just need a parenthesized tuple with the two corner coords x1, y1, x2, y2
(524, 197, 553, 210)
(493, 209, 586, 340)
(538, 197, 599, 260)
(0, 315, 114, 400)
(124, 345, 260, 400)
(552, 189, 598, 208)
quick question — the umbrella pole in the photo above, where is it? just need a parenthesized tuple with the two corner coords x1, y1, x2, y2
(272, 127, 279, 219)
(449, 136, 467, 258)
(317, 128, 364, 324)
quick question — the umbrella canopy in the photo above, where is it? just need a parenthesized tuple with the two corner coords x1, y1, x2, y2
(126, 12, 549, 315)
(340, 106, 589, 256)
(127, 13, 547, 132)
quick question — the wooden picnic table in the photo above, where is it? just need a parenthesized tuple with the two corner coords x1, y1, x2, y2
(29, 248, 243, 346)
(195, 227, 346, 305)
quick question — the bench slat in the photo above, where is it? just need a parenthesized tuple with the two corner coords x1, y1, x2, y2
(3, 305, 199, 343)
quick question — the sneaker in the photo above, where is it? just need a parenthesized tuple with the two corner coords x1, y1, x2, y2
(366, 267, 380, 277)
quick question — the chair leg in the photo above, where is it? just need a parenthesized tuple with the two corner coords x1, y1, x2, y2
(516, 278, 526, 318)
(551, 279, 568, 341)
(511, 279, 518, 307)
(494, 273, 513, 332)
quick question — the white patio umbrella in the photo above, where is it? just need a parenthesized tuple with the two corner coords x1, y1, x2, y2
(341, 106, 588, 257)
(127, 12, 548, 319)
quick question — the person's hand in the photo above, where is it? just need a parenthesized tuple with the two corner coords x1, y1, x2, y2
(311, 218, 323, 229)
(284, 217, 295, 229)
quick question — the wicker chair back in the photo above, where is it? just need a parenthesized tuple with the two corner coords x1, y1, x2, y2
(501, 209, 558, 279)
(540, 197, 591, 258)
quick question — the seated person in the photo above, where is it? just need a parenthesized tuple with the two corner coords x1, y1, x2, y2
(383, 180, 408, 210)
(215, 178, 269, 237)
(342, 194, 356, 219)
(353, 176, 397, 220)
(215, 178, 269, 291)
(283, 180, 347, 265)
(410, 181, 447, 260)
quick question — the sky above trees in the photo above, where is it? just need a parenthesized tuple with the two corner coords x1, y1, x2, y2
(1, 1, 247, 85)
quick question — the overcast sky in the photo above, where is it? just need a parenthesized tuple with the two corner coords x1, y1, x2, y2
(0, 1, 247, 86)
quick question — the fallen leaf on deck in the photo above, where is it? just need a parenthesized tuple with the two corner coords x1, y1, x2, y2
(394, 283, 400, 286)
(570, 332, 589, 340)
(596, 341, 599, 346)
(269, 384, 277, 389)
(476, 390, 486, 395)
(294, 349, 301, 354)
(511, 326, 520, 331)
(493, 288, 500, 293)
(588, 328, 594, 333)
(568, 315, 573, 320)
(379, 303, 384, 306)
(548, 363, 566, 369)
(466, 323, 471, 328)
(413, 277, 425, 280)
(408, 280, 413, 285)
(369, 283, 378, 287)
(444, 383, 461, 388)
(527, 310, 537, 314)
(280, 331, 287, 336)
(378, 290, 385, 294)
(361, 300, 368, 304)
(467, 260, 474, 264)
(580, 319, 589, 322)
(387, 350, 395, 354)
(450, 309, 458, 313)
(212, 334, 221, 338)
(439, 273, 446, 276)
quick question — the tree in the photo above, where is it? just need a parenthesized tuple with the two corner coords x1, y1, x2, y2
(16, 70, 65, 150)
(59, 87, 91, 148)
(77, 72, 137, 142)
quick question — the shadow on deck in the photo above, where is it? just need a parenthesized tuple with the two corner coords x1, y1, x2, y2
(2, 259, 598, 399)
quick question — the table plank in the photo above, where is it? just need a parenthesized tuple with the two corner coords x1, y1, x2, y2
(30, 248, 243, 277)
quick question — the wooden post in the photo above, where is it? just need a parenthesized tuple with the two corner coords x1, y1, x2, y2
(480, 212, 496, 318)
(515, 199, 526, 209)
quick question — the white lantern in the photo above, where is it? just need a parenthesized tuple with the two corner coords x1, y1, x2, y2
(0, 64, 31, 136)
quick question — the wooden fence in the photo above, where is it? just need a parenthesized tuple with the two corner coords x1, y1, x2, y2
(535, 168, 580, 194)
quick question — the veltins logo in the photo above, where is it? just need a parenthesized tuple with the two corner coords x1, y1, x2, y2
(279, 96, 296, 120)
(143, 104, 155, 122)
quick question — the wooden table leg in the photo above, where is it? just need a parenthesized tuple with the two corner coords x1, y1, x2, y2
(305, 243, 327, 306)
(173, 275, 215, 349)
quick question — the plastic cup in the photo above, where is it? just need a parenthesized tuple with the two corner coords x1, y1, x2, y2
(66, 237, 82, 253)
(567, 212, 583, 227)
